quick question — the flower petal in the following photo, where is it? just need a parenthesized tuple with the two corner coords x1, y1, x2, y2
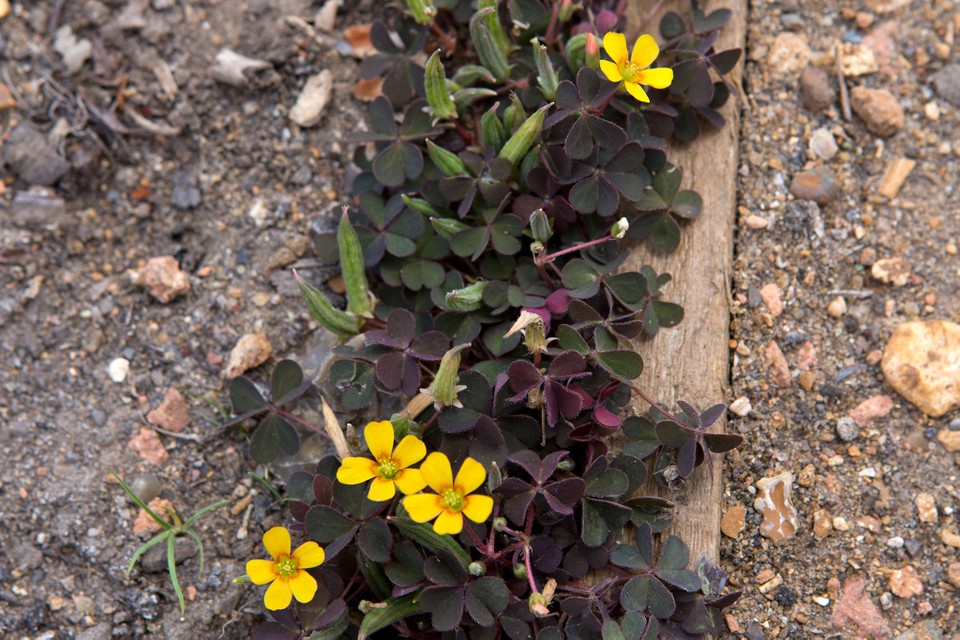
(419, 451, 453, 494)
(462, 494, 494, 524)
(630, 34, 660, 69)
(246, 559, 278, 585)
(394, 467, 427, 495)
(392, 435, 427, 469)
(433, 509, 464, 535)
(599, 60, 624, 83)
(264, 577, 293, 610)
(638, 67, 674, 89)
(624, 81, 650, 103)
(262, 526, 291, 560)
(364, 420, 395, 461)
(289, 570, 319, 604)
(403, 493, 444, 523)
(336, 457, 379, 485)
(292, 541, 325, 569)
(454, 457, 487, 495)
(602, 32, 628, 64)
(367, 476, 397, 502)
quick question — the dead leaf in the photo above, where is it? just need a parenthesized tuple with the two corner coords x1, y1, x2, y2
(352, 76, 383, 101)
(343, 24, 376, 58)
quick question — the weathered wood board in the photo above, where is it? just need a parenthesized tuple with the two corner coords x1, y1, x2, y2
(616, 0, 747, 564)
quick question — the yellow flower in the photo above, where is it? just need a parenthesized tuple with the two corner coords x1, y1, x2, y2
(246, 527, 325, 611)
(402, 452, 494, 535)
(336, 421, 427, 501)
(599, 32, 674, 103)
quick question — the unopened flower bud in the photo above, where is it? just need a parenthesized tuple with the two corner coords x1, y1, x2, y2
(405, 0, 436, 25)
(294, 270, 363, 339)
(468, 561, 487, 577)
(556, 458, 574, 471)
(421, 344, 470, 409)
(446, 281, 487, 312)
(338, 208, 376, 319)
(558, 0, 575, 22)
(529, 592, 550, 616)
(529, 209, 552, 244)
(493, 517, 508, 532)
(611, 216, 629, 239)
(513, 564, 528, 579)
(585, 33, 600, 70)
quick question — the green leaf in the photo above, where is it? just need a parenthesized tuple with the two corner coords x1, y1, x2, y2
(483, 320, 522, 357)
(561, 258, 600, 298)
(270, 360, 303, 404)
(656, 534, 689, 571)
(374, 143, 410, 188)
(357, 594, 421, 640)
(556, 324, 590, 354)
(421, 586, 464, 631)
(465, 577, 510, 627)
(595, 350, 643, 380)
(359, 551, 392, 601)
(652, 164, 681, 201)
(400, 259, 445, 290)
(655, 421, 691, 448)
(653, 301, 684, 328)
(167, 533, 185, 613)
(602, 620, 627, 640)
(622, 416, 660, 459)
(250, 414, 300, 463)
(584, 465, 629, 498)
(672, 190, 703, 219)
(620, 575, 676, 618)
(358, 517, 394, 563)
(646, 212, 681, 253)
(450, 226, 490, 259)
(230, 377, 265, 414)
(394, 506, 472, 567)
(490, 215, 524, 255)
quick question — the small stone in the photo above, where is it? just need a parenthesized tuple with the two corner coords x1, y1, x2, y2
(810, 127, 839, 160)
(224, 332, 273, 378)
(790, 167, 838, 205)
(849, 395, 895, 427)
(130, 256, 191, 303)
(142, 538, 196, 573)
(146, 388, 190, 433)
(290, 70, 333, 127)
(768, 33, 811, 77)
(837, 417, 859, 442)
(924, 101, 941, 121)
(860, 247, 878, 266)
(797, 464, 816, 487)
(880, 592, 893, 610)
(800, 66, 836, 111)
(721, 505, 746, 538)
(729, 396, 752, 417)
(827, 296, 847, 318)
(938, 429, 960, 452)
(758, 574, 784, 595)
(832, 575, 890, 638)
(152, 0, 175, 9)
(780, 13, 804, 30)
(863, 0, 910, 12)
(931, 64, 960, 107)
(0, 83, 15, 110)
(889, 566, 923, 598)
(946, 562, 960, 588)
(754, 472, 798, 542)
(128, 427, 168, 465)
(2, 123, 71, 186)
(914, 493, 937, 523)
(871, 257, 912, 286)
(813, 508, 833, 539)
(170, 170, 201, 210)
(11, 188, 67, 228)
(887, 536, 904, 549)
(744, 214, 769, 229)
(765, 341, 791, 388)
(108, 358, 130, 383)
(881, 321, 960, 417)
(893, 620, 942, 640)
(53, 26, 92, 74)
(941, 529, 960, 548)
(211, 49, 278, 88)
(833, 516, 850, 531)
(840, 43, 879, 76)
(132, 498, 174, 535)
(850, 86, 905, 137)
(128, 473, 163, 504)
(0, 0, 8, 19)
(759, 283, 784, 316)
(858, 515, 882, 533)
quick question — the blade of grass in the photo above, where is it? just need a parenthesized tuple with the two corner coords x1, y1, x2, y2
(183, 499, 230, 529)
(183, 529, 206, 579)
(127, 531, 170, 574)
(248, 471, 283, 502)
(110, 471, 173, 531)
(167, 535, 186, 614)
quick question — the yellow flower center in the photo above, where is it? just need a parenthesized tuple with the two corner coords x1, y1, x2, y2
(275, 556, 298, 579)
(619, 61, 643, 83)
(441, 488, 465, 512)
(377, 458, 400, 480)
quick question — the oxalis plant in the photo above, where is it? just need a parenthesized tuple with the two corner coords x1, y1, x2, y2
(220, 0, 746, 638)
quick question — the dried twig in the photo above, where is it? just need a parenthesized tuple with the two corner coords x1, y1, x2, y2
(123, 104, 182, 137)
(835, 44, 852, 121)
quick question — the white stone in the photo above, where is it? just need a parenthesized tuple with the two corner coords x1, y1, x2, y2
(108, 358, 130, 383)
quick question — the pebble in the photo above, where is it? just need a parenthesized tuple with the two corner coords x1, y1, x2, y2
(880, 592, 894, 610)
(146, 388, 190, 433)
(863, 0, 909, 12)
(889, 566, 923, 598)
(886, 536, 904, 549)
(768, 33, 811, 77)
(790, 167, 838, 205)
(128, 472, 163, 504)
(941, 529, 960, 548)
(800, 66, 836, 111)
(764, 341, 791, 388)
(2, 123, 71, 186)
(849, 394, 894, 427)
(53, 25, 92, 74)
(721, 505, 746, 538)
(860, 247, 877, 266)
(729, 396, 752, 417)
(881, 321, 960, 417)
(11, 188, 67, 228)
(780, 13, 804, 30)
(832, 575, 890, 638)
(850, 86, 905, 137)
(833, 516, 850, 531)
(931, 64, 960, 107)
(211, 49, 277, 88)
(938, 429, 960, 452)
(914, 493, 938, 523)
(290, 70, 333, 127)
(224, 332, 273, 378)
(128, 427, 169, 465)
(947, 563, 960, 588)
(130, 256, 191, 303)
(813, 508, 833, 539)
(809, 127, 839, 160)
(836, 417, 860, 442)
(870, 257, 911, 286)
(0, 82, 14, 110)
(839, 43, 879, 76)
(754, 472, 798, 542)
(893, 620, 942, 640)
(108, 357, 130, 383)
(827, 296, 847, 318)
(132, 498, 173, 535)
(170, 170, 202, 210)
(744, 214, 769, 229)
(759, 283, 784, 316)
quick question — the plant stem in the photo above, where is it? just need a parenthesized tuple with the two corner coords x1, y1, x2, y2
(524, 543, 539, 594)
(628, 384, 699, 431)
(536, 234, 615, 265)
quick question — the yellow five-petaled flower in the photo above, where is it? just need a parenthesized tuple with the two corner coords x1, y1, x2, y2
(599, 32, 674, 103)
(336, 421, 428, 501)
(402, 452, 493, 535)
(246, 527, 325, 610)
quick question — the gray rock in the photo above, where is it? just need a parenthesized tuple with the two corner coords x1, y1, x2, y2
(2, 124, 70, 186)
(170, 170, 201, 209)
(893, 620, 942, 640)
(10, 188, 67, 228)
(837, 417, 859, 441)
(12, 541, 44, 571)
(931, 64, 960, 107)
(77, 623, 113, 640)
(141, 537, 197, 573)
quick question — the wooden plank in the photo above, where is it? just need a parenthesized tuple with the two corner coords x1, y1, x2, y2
(614, 0, 747, 563)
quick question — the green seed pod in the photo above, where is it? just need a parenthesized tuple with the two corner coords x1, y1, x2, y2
(513, 564, 527, 579)
(529, 208, 552, 244)
(337, 209, 375, 318)
(430, 216, 470, 239)
(445, 280, 487, 312)
(565, 33, 588, 73)
(470, 7, 510, 82)
(498, 103, 551, 167)
(425, 50, 457, 121)
(480, 102, 505, 150)
(556, 458, 575, 471)
(503, 93, 525, 132)
(422, 343, 470, 409)
(557, 0, 575, 22)
(468, 561, 487, 577)
(493, 517, 508, 532)
(426, 140, 468, 177)
(453, 88, 497, 111)
(452, 65, 497, 86)
(401, 194, 443, 217)
(294, 270, 362, 338)
(405, 0, 436, 25)
(478, 0, 511, 57)
(533, 42, 559, 101)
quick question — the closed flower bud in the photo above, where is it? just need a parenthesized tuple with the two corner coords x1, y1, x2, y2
(529, 592, 550, 616)
(426, 140, 468, 177)
(468, 561, 486, 577)
(421, 344, 470, 409)
(557, 0, 575, 22)
(503, 93, 525, 132)
(294, 270, 362, 339)
(499, 103, 551, 168)
(611, 216, 629, 239)
(585, 32, 600, 70)
(529, 209, 552, 244)
(565, 33, 588, 71)
(425, 50, 457, 121)
(337, 209, 375, 319)
(533, 42, 559, 101)
(445, 280, 487, 312)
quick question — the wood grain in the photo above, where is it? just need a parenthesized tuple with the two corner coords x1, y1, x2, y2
(615, 0, 747, 564)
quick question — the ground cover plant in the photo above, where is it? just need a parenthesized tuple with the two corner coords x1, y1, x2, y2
(198, 0, 742, 637)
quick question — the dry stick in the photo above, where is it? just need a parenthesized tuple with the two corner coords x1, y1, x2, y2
(835, 44, 852, 122)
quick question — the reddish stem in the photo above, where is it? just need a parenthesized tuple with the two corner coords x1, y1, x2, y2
(537, 234, 615, 266)
(629, 384, 699, 431)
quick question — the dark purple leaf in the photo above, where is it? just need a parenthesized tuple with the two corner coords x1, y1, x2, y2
(386, 308, 416, 344)
(409, 331, 449, 360)
(375, 351, 406, 391)
(507, 360, 543, 399)
(548, 351, 586, 377)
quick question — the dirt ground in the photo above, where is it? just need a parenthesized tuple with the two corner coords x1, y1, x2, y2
(0, 0, 958, 639)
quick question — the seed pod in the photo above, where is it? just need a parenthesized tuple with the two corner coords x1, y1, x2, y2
(425, 50, 457, 121)
(557, 0, 575, 22)
(468, 561, 486, 577)
(503, 92, 525, 132)
(470, 7, 510, 82)
(405, 0, 436, 25)
(426, 140, 468, 177)
(422, 343, 470, 409)
(533, 42, 559, 101)
(430, 216, 470, 238)
(401, 194, 443, 217)
(337, 209, 375, 318)
(565, 33, 588, 71)
(478, 0, 511, 57)
(452, 65, 496, 86)
(445, 280, 487, 312)
(498, 103, 551, 167)
(480, 102, 505, 150)
(453, 87, 497, 111)
(529, 208, 552, 244)
(294, 270, 362, 338)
